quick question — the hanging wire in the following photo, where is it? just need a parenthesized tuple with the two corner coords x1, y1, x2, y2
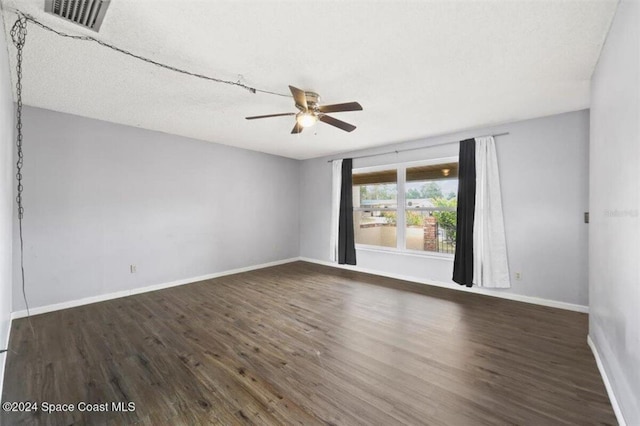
(10, 16, 35, 334)
(15, 11, 291, 98)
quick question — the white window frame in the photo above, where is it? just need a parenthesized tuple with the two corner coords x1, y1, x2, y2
(353, 156, 458, 259)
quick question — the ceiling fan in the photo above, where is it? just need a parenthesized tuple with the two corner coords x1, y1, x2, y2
(245, 86, 363, 134)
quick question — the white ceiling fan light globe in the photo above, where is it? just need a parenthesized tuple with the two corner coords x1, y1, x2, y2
(296, 112, 318, 128)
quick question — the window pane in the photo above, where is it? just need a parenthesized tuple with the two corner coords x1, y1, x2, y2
(353, 169, 397, 248)
(405, 164, 458, 254)
(405, 178, 458, 208)
(354, 210, 397, 248)
(354, 172, 397, 210)
(405, 210, 456, 254)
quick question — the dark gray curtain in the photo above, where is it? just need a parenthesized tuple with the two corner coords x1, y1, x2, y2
(453, 139, 475, 287)
(338, 159, 356, 265)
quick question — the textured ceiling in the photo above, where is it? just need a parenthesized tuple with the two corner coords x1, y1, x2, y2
(0, 0, 618, 159)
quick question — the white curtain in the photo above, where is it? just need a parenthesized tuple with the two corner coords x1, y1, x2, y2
(473, 136, 511, 288)
(329, 159, 343, 262)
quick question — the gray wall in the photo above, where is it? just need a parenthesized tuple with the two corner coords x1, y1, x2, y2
(12, 106, 299, 310)
(589, 0, 640, 423)
(300, 110, 590, 306)
(0, 18, 13, 390)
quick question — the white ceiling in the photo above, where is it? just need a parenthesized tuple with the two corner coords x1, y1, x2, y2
(1, 0, 618, 160)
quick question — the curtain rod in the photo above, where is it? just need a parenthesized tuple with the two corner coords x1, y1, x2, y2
(327, 132, 510, 163)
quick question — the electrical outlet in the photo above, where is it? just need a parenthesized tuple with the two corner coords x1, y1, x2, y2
(515, 272, 522, 280)
(130, 265, 137, 273)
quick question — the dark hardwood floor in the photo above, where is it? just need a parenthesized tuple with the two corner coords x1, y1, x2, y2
(2, 261, 616, 425)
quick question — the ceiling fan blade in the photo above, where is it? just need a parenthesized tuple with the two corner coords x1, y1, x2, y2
(318, 114, 356, 132)
(289, 85, 308, 110)
(291, 122, 303, 134)
(318, 102, 363, 114)
(245, 112, 295, 120)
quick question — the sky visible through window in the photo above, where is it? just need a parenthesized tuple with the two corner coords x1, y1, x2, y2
(358, 179, 458, 201)
(405, 179, 457, 200)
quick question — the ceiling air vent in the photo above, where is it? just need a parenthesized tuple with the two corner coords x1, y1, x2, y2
(44, 0, 111, 32)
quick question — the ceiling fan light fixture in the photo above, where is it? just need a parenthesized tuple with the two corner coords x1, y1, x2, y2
(296, 112, 317, 128)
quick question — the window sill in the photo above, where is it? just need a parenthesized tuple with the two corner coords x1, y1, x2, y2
(355, 245, 455, 261)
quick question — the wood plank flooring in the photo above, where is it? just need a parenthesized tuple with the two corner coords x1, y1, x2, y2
(2, 261, 616, 425)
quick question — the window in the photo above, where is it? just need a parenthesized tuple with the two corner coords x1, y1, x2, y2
(353, 169, 397, 248)
(405, 162, 458, 254)
(353, 158, 458, 255)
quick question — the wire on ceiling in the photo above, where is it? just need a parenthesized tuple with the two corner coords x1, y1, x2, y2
(13, 10, 292, 98)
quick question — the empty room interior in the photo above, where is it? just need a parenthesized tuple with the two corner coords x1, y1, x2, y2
(0, 0, 638, 424)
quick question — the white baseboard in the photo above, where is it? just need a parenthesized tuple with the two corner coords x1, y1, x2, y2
(588, 335, 627, 426)
(12, 256, 589, 319)
(11, 258, 299, 319)
(299, 257, 589, 313)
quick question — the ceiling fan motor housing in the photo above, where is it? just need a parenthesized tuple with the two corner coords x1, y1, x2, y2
(303, 92, 320, 110)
